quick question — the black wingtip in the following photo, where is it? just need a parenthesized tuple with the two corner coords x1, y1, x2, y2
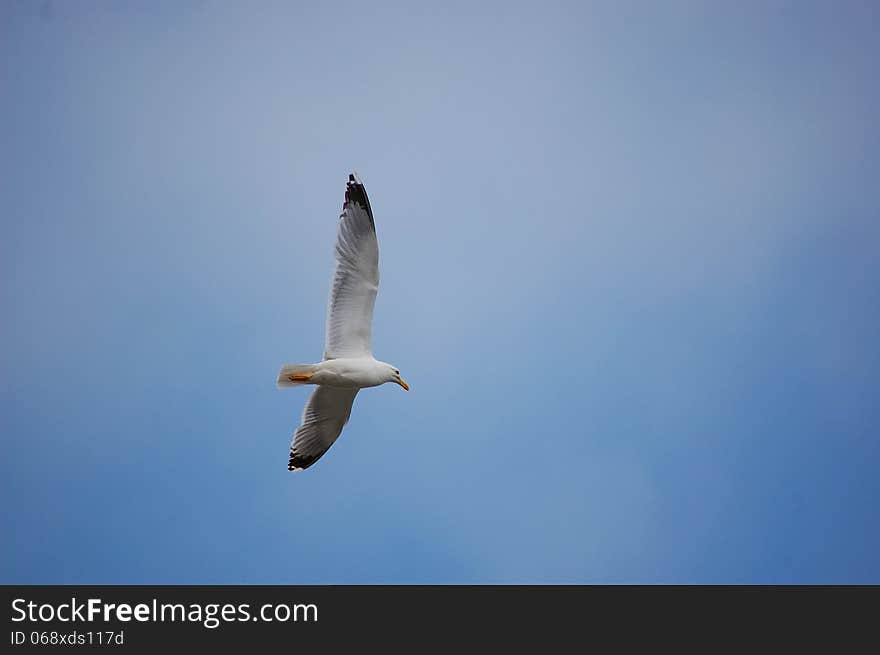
(288, 450, 318, 472)
(343, 172, 375, 228)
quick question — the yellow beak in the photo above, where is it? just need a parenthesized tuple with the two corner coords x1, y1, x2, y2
(396, 378, 410, 391)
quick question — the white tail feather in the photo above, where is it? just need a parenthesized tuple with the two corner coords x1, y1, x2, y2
(276, 363, 319, 388)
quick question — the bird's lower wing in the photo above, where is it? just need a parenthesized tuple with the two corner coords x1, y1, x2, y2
(288, 386, 359, 471)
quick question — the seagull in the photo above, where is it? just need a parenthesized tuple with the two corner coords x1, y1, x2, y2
(276, 173, 409, 472)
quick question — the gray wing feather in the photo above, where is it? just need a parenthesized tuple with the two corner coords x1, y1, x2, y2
(323, 174, 379, 359)
(288, 386, 359, 471)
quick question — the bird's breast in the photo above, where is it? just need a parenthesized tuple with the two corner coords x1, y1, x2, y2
(314, 358, 382, 388)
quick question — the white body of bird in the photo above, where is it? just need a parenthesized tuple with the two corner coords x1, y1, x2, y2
(277, 357, 408, 390)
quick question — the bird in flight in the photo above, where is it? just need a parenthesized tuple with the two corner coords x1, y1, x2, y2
(276, 173, 409, 472)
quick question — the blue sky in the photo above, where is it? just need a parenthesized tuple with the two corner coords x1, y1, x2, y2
(2, 1, 878, 583)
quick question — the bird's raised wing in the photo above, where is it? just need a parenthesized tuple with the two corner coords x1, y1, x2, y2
(288, 385, 359, 471)
(323, 173, 379, 359)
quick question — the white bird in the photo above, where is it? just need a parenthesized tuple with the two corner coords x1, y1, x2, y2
(276, 173, 409, 472)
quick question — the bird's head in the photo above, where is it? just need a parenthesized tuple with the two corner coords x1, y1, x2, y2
(386, 364, 409, 391)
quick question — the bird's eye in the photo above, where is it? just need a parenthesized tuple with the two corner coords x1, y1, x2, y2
(394, 370, 399, 375)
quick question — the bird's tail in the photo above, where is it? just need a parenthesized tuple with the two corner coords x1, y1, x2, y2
(276, 363, 319, 388)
